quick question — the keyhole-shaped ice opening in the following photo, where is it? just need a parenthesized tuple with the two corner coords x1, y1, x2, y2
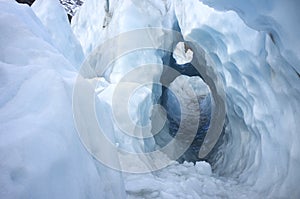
(173, 42, 194, 65)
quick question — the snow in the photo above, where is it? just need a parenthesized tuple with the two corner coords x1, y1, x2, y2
(174, 0, 300, 197)
(125, 161, 261, 199)
(71, 0, 175, 161)
(1, 0, 300, 198)
(32, 0, 84, 68)
(0, 1, 125, 198)
(71, 0, 176, 56)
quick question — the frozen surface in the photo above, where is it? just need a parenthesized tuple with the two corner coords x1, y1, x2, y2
(1, 0, 300, 198)
(199, 0, 300, 74)
(71, 0, 176, 56)
(174, 0, 300, 197)
(73, 0, 300, 197)
(72, 0, 176, 157)
(125, 161, 260, 199)
(32, 0, 84, 68)
(0, 1, 125, 199)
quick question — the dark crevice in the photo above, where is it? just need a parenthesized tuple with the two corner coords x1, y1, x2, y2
(157, 49, 214, 163)
(15, 0, 35, 6)
(152, 20, 227, 165)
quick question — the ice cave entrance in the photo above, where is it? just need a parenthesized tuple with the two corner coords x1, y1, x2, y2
(155, 42, 215, 163)
(75, 29, 226, 172)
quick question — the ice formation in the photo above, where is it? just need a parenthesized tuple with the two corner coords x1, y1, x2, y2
(32, 0, 84, 68)
(0, 1, 124, 198)
(0, 0, 300, 198)
(163, 75, 211, 162)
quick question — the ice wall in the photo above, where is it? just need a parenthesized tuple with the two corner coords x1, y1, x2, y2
(199, 0, 300, 74)
(71, 0, 177, 158)
(163, 75, 211, 162)
(72, 0, 176, 56)
(0, 1, 125, 198)
(73, 0, 300, 197)
(32, 0, 84, 68)
(175, 0, 300, 197)
(1, 0, 299, 198)
(72, 0, 300, 197)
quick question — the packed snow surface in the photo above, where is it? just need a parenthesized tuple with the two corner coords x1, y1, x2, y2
(1, 0, 300, 199)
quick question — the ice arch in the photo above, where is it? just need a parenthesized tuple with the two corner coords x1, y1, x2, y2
(71, 0, 300, 197)
(173, 0, 300, 197)
(72, 27, 226, 173)
(0, 0, 299, 198)
(160, 74, 212, 163)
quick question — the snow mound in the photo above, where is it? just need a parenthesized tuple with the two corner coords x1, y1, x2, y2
(0, 1, 125, 198)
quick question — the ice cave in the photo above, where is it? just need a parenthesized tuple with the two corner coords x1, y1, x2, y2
(0, 0, 300, 198)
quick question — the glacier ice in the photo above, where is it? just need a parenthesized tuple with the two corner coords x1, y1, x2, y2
(32, 0, 84, 68)
(1, 0, 300, 198)
(163, 75, 211, 162)
(60, 0, 84, 16)
(0, 1, 125, 199)
(174, 0, 300, 197)
(72, 0, 300, 197)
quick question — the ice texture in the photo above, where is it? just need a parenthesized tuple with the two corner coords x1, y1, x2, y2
(125, 161, 261, 199)
(164, 75, 211, 162)
(0, 1, 125, 198)
(199, 0, 300, 74)
(72, 0, 299, 197)
(1, 0, 300, 198)
(71, 0, 176, 56)
(174, 0, 300, 197)
(32, 0, 84, 68)
(72, 0, 176, 157)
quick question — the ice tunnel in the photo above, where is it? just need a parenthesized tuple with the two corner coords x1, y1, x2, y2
(1, 0, 300, 198)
